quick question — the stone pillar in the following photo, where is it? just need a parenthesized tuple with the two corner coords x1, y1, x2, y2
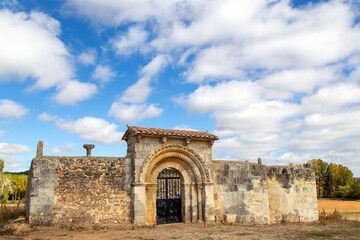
(132, 183, 146, 224)
(203, 182, 215, 222)
(190, 183, 197, 222)
(182, 183, 192, 223)
(83, 144, 95, 157)
(145, 183, 157, 225)
(36, 141, 43, 157)
(196, 184, 203, 222)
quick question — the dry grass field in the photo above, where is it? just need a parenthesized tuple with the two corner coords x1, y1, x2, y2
(317, 198, 360, 221)
(0, 199, 359, 240)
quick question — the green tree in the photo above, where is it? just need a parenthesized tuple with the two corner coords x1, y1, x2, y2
(335, 165, 354, 198)
(324, 163, 337, 197)
(307, 159, 328, 197)
(350, 179, 360, 199)
(0, 159, 4, 173)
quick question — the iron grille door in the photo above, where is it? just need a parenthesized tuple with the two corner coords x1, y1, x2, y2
(156, 168, 182, 224)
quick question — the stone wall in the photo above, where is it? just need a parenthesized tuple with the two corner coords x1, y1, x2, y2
(26, 156, 132, 225)
(212, 161, 318, 223)
(267, 166, 318, 222)
(212, 161, 270, 223)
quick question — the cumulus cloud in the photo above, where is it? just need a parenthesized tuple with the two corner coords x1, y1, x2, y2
(0, 141, 30, 171)
(0, 154, 26, 171)
(92, 65, 116, 85)
(301, 84, 360, 114)
(0, 10, 97, 105)
(0, 10, 73, 90)
(78, 49, 96, 65)
(121, 55, 170, 103)
(107, 55, 168, 123)
(0, 99, 28, 119)
(112, 26, 148, 55)
(38, 113, 123, 145)
(108, 102, 162, 124)
(54, 80, 98, 105)
(0, 143, 31, 154)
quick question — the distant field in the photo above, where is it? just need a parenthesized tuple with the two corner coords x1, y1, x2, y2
(318, 198, 360, 220)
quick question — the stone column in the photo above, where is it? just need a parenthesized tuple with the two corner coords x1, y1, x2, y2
(132, 183, 146, 224)
(190, 183, 197, 222)
(196, 183, 203, 222)
(203, 182, 215, 222)
(145, 183, 157, 225)
(182, 183, 192, 223)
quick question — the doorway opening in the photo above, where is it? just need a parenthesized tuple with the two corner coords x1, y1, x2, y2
(156, 168, 182, 224)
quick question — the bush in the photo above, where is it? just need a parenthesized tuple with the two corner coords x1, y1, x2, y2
(318, 209, 343, 222)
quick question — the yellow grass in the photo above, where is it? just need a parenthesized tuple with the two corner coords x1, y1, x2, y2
(318, 198, 360, 221)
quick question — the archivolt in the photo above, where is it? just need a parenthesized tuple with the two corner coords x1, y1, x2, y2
(139, 145, 211, 183)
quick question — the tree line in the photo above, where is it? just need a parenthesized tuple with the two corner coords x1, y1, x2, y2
(0, 159, 27, 203)
(306, 159, 360, 199)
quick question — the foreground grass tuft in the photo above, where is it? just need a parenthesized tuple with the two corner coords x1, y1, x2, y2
(309, 230, 332, 238)
(319, 209, 343, 222)
(0, 202, 25, 226)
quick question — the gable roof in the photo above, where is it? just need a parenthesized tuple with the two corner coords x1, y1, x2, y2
(122, 126, 219, 141)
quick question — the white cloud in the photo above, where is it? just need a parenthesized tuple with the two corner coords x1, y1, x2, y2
(65, 0, 194, 27)
(54, 80, 98, 105)
(112, 26, 148, 55)
(0, 10, 98, 105)
(173, 125, 198, 131)
(38, 113, 123, 145)
(38, 112, 60, 122)
(300, 84, 360, 113)
(108, 102, 162, 124)
(0, 99, 28, 119)
(51, 143, 75, 155)
(0, 10, 73, 90)
(0, 154, 26, 172)
(78, 49, 96, 65)
(92, 65, 116, 85)
(121, 55, 170, 103)
(187, 81, 261, 114)
(0, 143, 31, 154)
(108, 55, 167, 124)
(261, 67, 338, 96)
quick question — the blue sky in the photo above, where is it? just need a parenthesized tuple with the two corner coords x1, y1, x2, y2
(0, 0, 360, 177)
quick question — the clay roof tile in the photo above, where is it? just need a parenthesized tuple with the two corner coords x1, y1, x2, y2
(123, 126, 219, 141)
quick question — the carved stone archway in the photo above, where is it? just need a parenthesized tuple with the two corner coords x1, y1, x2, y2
(134, 146, 215, 225)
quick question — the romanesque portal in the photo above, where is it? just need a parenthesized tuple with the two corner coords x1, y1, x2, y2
(25, 126, 318, 225)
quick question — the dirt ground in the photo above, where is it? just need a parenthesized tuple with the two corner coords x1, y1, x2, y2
(1, 199, 359, 240)
(2, 221, 360, 240)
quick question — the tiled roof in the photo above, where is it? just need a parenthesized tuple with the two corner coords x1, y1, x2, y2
(122, 126, 219, 140)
